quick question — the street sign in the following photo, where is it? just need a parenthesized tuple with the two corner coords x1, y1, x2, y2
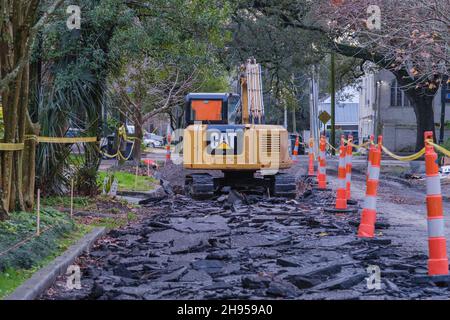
(318, 111, 331, 124)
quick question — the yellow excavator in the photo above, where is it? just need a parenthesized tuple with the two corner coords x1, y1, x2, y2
(183, 59, 296, 198)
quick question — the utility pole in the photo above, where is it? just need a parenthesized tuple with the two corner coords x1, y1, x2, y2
(292, 107, 297, 134)
(439, 75, 448, 144)
(330, 53, 336, 155)
(291, 74, 297, 134)
(310, 65, 320, 155)
(284, 105, 288, 130)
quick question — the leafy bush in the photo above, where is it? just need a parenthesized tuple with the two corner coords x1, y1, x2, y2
(0, 209, 75, 271)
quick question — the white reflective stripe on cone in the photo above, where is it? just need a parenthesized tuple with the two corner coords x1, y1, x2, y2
(339, 158, 346, 167)
(426, 175, 441, 196)
(338, 179, 346, 189)
(346, 156, 353, 165)
(364, 196, 377, 210)
(318, 167, 326, 174)
(346, 173, 352, 182)
(368, 166, 380, 180)
(428, 218, 445, 238)
(320, 151, 326, 159)
(366, 164, 372, 176)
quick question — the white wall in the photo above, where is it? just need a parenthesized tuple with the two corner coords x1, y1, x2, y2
(359, 69, 450, 151)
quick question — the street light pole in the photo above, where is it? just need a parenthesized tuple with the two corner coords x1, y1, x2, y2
(330, 53, 336, 155)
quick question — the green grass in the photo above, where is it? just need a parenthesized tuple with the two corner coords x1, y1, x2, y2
(98, 171, 156, 192)
(0, 222, 92, 299)
(0, 171, 149, 299)
(41, 196, 96, 209)
(90, 212, 139, 229)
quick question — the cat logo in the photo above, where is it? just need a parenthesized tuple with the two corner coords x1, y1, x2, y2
(210, 132, 236, 150)
(217, 141, 231, 150)
(207, 126, 244, 156)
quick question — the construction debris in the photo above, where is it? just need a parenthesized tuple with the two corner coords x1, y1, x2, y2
(41, 176, 450, 300)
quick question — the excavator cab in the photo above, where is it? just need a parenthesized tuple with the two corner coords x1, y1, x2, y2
(183, 60, 296, 199)
(185, 93, 241, 125)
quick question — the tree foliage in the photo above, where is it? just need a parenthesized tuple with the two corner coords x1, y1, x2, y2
(32, 0, 133, 195)
(109, 0, 231, 140)
(230, 0, 449, 149)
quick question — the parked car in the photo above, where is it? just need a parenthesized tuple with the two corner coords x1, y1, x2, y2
(143, 133, 164, 148)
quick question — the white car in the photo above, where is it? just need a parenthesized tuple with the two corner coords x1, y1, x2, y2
(144, 133, 164, 148)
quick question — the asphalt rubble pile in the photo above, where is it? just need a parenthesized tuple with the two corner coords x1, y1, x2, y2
(42, 177, 450, 300)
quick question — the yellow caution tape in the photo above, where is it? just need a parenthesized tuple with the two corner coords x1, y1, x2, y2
(117, 140, 135, 161)
(343, 139, 370, 150)
(93, 134, 136, 161)
(117, 125, 140, 143)
(327, 140, 370, 152)
(0, 143, 24, 151)
(326, 141, 338, 152)
(94, 144, 120, 159)
(381, 145, 425, 161)
(427, 140, 450, 158)
(2, 125, 137, 159)
(38, 136, 97, 143)
(24, 135, 98, 144)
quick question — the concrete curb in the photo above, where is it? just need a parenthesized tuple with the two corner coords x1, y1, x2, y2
(117, 187, 161, 198)
(4, 227, 106, 301)
(116, 185, 164, 204)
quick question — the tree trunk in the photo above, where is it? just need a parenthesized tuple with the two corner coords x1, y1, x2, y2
(395, 71, 438, 152)
(23, 118, 39, 211)
(133, 112, 143, 165)
(408, 91, 436, 151)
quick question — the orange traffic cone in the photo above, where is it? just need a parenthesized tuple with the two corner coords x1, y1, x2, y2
(317, 136, 327, 190)
(308, 138, 315, 176)
(325, 135, 357, 213)
(336, 136, 349, 209)
(345, 135, 354, 200)
(357, 136, 382, 238)
(165, 125, 172, 163)
(293, 135, 299, 162)
(424, 131, 449, 276)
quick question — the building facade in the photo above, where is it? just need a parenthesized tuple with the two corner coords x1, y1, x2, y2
(319, 86, 360, 143)
(359, 70, 450, 152)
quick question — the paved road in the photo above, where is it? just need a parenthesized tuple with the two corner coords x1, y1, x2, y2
(326, 164, 450, 257)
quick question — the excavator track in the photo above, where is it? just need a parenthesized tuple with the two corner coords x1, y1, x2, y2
(185, 173, 297, 199)
(272, 173, 297, 198)
(185, 173, 215, 200)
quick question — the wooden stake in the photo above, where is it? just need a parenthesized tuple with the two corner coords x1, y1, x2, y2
(134, 165, 139, 190)
(36, 189, 41, 236)
(70, 178, 74, 219)
(147, 161, 150, 177)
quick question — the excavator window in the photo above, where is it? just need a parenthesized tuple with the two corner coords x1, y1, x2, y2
(191, 100, 223, 121)
(227, 95, 241, 125)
